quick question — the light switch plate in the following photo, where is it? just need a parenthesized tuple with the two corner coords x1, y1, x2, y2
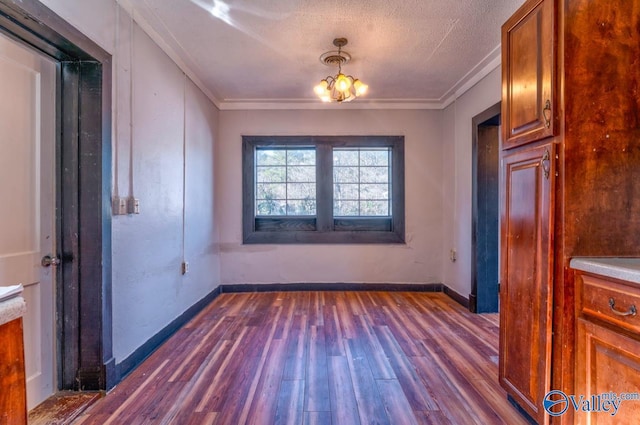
(113, 197, 127, 215)
(127, 197, 140, 214)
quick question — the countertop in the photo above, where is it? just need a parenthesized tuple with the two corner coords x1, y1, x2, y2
(570, 257, 640, 285)
(0, 296, 26, 327)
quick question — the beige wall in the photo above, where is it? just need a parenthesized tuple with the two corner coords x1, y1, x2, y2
(442, 66, 501, 297)
(217, 109, 444, 285)
(38, 0, 221, 362)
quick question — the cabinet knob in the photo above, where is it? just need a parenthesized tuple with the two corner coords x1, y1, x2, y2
(609, 298, 637, 317)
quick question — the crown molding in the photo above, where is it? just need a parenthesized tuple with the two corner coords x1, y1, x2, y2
(218, 99, 447, 111)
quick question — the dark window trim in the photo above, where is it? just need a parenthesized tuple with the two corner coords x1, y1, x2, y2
(242, 135, 405, 244)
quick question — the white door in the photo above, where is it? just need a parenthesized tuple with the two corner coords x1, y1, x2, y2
(0, 33, 57, 410)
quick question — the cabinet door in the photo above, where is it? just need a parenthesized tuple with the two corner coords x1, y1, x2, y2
(576, 319, 640, 424)
(502, 0, 556, 149)
(499, 142, 554, 424)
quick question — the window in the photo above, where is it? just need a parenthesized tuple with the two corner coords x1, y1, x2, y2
(255, 148, 316, 216)
(243, 136, 404, 244)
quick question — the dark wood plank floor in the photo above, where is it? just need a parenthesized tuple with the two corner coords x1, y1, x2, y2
(73, 292, 529, 425)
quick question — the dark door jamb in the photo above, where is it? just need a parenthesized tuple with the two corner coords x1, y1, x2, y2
(471, 102, 501, 314)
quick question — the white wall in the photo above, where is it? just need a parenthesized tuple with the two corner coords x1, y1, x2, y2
(38, 0, 221, 362)
(442, 66, 501, 297)
(217, 109, 444, 285)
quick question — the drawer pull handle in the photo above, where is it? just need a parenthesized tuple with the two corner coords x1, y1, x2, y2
(609, 298, 637, 317)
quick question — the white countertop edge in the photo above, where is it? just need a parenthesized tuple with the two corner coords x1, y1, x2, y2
(570, 257, 640, 285)
(0, 296, 27, 326)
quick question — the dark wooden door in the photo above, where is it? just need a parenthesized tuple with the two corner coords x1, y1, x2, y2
(499, 142, 554, 424)
(473, 119, 500, 313)
(502, 0, 556, 149)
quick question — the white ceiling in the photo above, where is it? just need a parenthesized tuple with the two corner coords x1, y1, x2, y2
(122, 0, 524, 109)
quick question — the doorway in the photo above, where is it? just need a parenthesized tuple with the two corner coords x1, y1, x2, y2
(470, 103, 500, 313)
(0, 0, 114, 393)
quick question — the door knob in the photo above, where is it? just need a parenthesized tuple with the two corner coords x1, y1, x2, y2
(41, 255, 60, 267)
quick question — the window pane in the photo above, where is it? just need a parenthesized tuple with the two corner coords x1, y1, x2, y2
(255, 148, 316, 216)
(333, 150, 359, 166)
(361, 149, 389, 166)
(256, 183, 286, 200)
(287, 150, 315, 166)
(333, 147, 391, 217)
(287, 165, 315, 182)
(334, 200, 359, 216)
(360, 184, 389, 200)
(360, 166, 389, 183)
(287, 182, 315, 199)
(257, 166, 286, 183)
(360, 201, 389, 216)
(334, 166, 359, 183)
(333, 183, 359, 200)
(287, 200, 316, 215)
(256, 149, 286, 166)
(256, 200, 286, 216)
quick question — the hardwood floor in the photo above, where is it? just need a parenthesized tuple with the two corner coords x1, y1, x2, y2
(28, 392, 102, 425)
(73, 291, 529, 425)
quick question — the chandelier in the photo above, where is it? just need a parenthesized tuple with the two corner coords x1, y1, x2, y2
(314, 38, 368, 103)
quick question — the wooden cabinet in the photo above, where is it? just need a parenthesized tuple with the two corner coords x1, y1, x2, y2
(499, 0, 557, 422)
(0, 318, 27, 425)
(501, 0, 556, 149)
(499, 142, 555, 424)
(500, 0, 640, 423)
(575, 271, 640, 424)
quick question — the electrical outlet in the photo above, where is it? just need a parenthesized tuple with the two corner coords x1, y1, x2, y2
(118, 197, 127, 215)
(181, 261, 189, 275)
(127, 197, 140, 214)
(450, 249, 457, 262)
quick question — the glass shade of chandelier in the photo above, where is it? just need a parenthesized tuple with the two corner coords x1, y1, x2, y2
(314, 38, 368, 103)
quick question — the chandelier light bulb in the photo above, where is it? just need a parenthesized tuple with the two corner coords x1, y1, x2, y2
(336, 73, 351, 92)
(314, 80, 329, 96)
(354, 79, 368, 96)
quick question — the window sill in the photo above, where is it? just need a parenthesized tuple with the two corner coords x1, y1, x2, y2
(243, 230, 405, 244)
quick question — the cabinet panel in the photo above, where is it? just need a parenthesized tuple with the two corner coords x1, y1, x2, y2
(499, 142, 554, 424)
(576, 318, 640, 424)
(0, 318, 27, 425)
(502, 0, 556, 149)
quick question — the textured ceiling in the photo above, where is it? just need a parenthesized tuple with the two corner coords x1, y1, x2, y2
(123, 0, 525, 108)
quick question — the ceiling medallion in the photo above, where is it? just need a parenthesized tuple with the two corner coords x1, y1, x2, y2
(314, 38, 368, 103)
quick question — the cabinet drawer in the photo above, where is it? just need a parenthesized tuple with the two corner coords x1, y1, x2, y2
(578, 273, 640, 334)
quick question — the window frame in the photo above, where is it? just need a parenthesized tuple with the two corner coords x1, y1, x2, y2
(243, 135, 405, 244)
